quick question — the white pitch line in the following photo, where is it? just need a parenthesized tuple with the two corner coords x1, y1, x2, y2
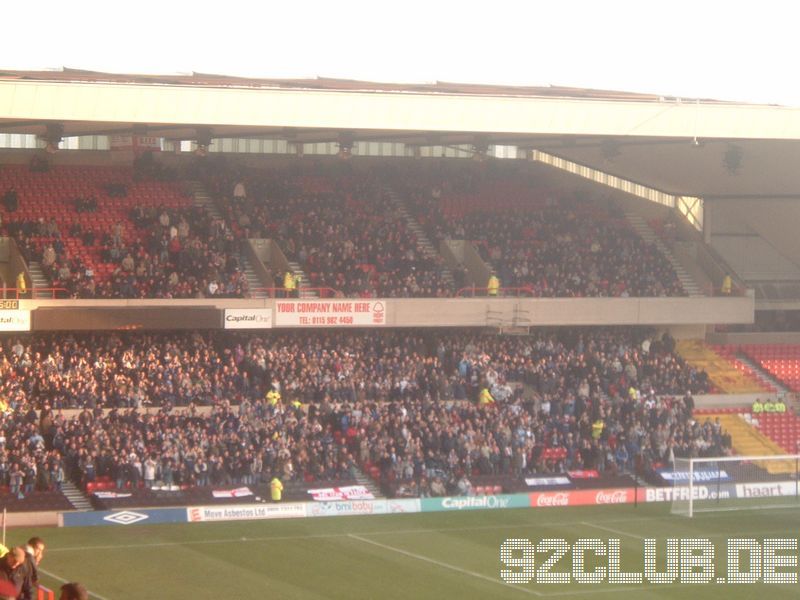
(44, 518, 617, 554)
(347, 533, 544, 597)
(39, 567, 112, 600)
(543, 585, 653, 597)
(45, 513, 684, 554)
(45, 510, 800, 555)
(579, 522, 646, 541)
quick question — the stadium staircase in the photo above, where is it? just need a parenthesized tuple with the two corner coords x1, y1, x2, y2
(353, 466, 384, 499)
(187, 180, 273, 299)
(27, 261, 52, 298)
(702, 413, 794, 474)
(676, 340, 768, 393)
(624, 213, 703, 297)
(721, 348, 789, 395)
(286, 260, 317, 298)
(750, 412, 800, 453)
(61, 480, 93, 510)
(738, 345, 800, 394)
(384, 187, 455, 290)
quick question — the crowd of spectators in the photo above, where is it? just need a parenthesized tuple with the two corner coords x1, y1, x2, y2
(455, 205, 684, 297)
(354, 391, 730, 498)
(9, 205, 248, 299)
(3, 158, 690, 299)
(399, 160, 685, 297)
(0, 328, 718, 496)
(202, 162, 453, 297)
(1, 162, 251, 299)
(0, 329, 709, 411)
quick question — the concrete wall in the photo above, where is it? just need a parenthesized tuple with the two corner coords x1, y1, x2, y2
(5, 510, 59, 528)
(18, 295, 754, 329)
(708, 332, 800, 346)
(245, 239, 275, 290)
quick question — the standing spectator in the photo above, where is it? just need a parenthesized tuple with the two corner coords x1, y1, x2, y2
(15, 272, 26, 299)
(233, 181, 247, 203)
(0, 547, 25, 596)
(487, 274, 500, 297)
(9, 465, 24, 499)
(2, 188, 17, 213)
(283, 271, 297, 298)
(144, 455, 157, 489)
(20, 537, 45, 600)
(721, 273, 732, 295)
(270, 475, 283, 502)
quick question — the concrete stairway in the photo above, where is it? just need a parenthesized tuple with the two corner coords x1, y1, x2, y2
(186, 180, 272, 300)
(624, 213, 704, 297)
(709, 413, 795, 474)
(187, 180, 223, 220)
(677, 339, 768, 394)
(28, 261, 53, 298)
(735, 352, 791, 395)
(384, 187, 455, 291)
(353, 465, 384, 499)
(286, 261, 317, 298)
(62, 480, 93, 510)
(243, 261, 270, 299)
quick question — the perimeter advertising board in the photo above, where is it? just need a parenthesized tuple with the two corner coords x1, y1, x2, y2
(62, 508, 187, 527)
(223, 308, 272, 329)
(275, 300, 387, 327)
(0, 309, 30, 331)
(421, 494, 530, 512)
(187, 503, 306, 522)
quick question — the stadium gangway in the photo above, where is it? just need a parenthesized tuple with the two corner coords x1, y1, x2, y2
(251, 287, 343, 299)
(455, 286, 535, 298)
(0, 287, 68, 299)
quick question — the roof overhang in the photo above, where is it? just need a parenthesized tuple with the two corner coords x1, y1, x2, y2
(2, 70, 800, 197)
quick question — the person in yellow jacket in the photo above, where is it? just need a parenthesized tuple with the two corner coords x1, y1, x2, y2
(721, 274, 732, 296)
(270, 476, 283, 502)
(283, 271, 297, 298)
(775, 399, 787, 413)
(763, 400, 776, 413)
(266, 388, 281, 406)
(592, 419, 604, 440)
(478, 386, 495, 405)
(16, 271, 26, 298)
(752, 399, 764, 414)
(487, 274, 500, 297)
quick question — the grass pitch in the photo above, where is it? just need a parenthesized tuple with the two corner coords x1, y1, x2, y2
(12, 502, 800, 599)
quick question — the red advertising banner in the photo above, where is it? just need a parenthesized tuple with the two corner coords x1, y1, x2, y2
(567, 470, 600, 479)
(529, 487, 634, 508)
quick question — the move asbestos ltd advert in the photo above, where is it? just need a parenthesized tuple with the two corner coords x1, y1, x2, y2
(187, 503, 305, 522)
(275, 300, 387, 327)
(223, 308, 272, 329)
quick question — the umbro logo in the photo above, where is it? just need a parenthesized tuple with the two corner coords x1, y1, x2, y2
(103, 510, 149, 525)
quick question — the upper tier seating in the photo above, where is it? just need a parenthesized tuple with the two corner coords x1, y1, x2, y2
(402, 172, 686, 297)
(738, 344, 800, 393)
(1, 164, 253, 298)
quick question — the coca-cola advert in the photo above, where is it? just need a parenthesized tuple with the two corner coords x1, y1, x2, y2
(529, 488, 634, 508)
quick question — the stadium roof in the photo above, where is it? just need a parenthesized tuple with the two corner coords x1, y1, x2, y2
(2, 69, 800, 198)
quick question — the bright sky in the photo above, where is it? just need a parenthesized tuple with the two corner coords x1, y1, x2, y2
(3, 0, 797, 106)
